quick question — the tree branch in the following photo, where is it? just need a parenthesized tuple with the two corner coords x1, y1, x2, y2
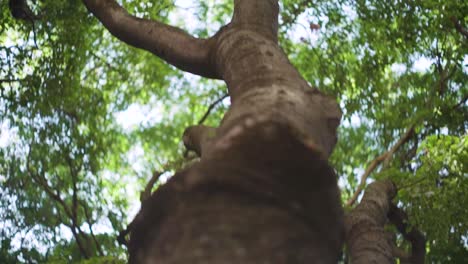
(26, 143, 89, 258)
(345, 180, 397, 264)
(197, 93, 229, 125)
(89, 50, 127, 77)
(65, 156, 79, 231)
(388, 204, 426, 264)
(28, 170, 90, 258)
(453, 94, 468, 109)
(82, 0, 219, 79)
(81, 201, 104, 256)
(183, 125, 217, 156)
(0, 78, 21, 83)
(451, 17, 468, 38)
(346, 125, 415, 207)
(140, 170, 164, 202)
(140, 158, 193, 201)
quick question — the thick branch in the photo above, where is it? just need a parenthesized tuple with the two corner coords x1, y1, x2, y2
(347, 125, 415, 206)
(82, 0, 219, 79)
(345, 180, 397, 264)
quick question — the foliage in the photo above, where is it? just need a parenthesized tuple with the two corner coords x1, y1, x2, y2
(398, 135, 468, 262)
(1, 0, 466, 262)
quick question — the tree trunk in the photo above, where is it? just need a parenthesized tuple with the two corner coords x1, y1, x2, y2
(83, 0, 344, 263)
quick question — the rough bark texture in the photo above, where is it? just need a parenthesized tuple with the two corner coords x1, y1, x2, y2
(83, 0, 344, 263)
(345, 180, 397, 264)
(182, 125, 217, 157)
(131, 123, 343, 263)
(82, 0, 218, 78)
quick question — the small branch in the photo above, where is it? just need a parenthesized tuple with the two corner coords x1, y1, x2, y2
(388, 204, 426, 264)
(8, 0, 39, 47)
(124, 158, 193, 245)
(346, 153, 387, 207)
(0, 78, 21, 83)
(197, 93, 229, 125)
(140, 158, 192, 201)
(117, 225, 131, 246)
(81, 201, 104, 256)
(89, 50, 126, 77)
(140, 170, 163, 202)
(65, 156, 79, 228)
(183, 125, 217, 156)
(453, 94, 468, 109)
(392, 246, 410, 261)
(451, 17, 468, 38)
(383, 126, 415, 167)
(29, 171, 89, 258)
(71, 227, 89, 259)
(19, 226, 35, 251)
(59, 108, 80, 123)
(397, 177, 427, 190)
(27, 144, 89, 258)
(347, 125, 415, 207)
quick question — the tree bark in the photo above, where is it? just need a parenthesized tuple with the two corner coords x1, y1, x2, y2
(82, 0, 219, 78)
(345, 180, 397, 264)
(83, 0, 344, 263)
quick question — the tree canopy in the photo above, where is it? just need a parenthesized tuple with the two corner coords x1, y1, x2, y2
(1, 0, 466, 263)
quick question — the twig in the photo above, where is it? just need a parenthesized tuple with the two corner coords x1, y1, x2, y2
(197, 93, 229, 125)
(346, 125, 415, 207)
(0, 79, 21, 83)
(182, 93, 227, 157)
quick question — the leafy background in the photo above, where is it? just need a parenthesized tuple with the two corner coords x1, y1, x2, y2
(0, 0, 466, 263)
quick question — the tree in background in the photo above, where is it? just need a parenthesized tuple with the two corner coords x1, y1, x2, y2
(1, 0, 466, 263)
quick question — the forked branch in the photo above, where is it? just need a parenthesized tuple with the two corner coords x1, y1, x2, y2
(82, 0, 220, 78)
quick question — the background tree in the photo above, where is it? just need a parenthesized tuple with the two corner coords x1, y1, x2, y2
(0, 0, 466, 263)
